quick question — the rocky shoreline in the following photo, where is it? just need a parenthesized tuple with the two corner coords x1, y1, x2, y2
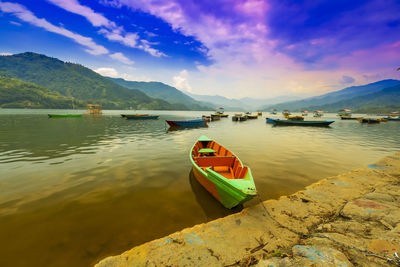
(96, 152, 400, 266)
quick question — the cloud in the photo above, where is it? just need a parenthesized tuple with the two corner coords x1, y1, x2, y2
(266, 0, 400, 68)
(340, 75, 355, 84)
(0, 1, 108, 55)
(0, 52, 13, 56)
(138, 40, 167, 57)
(46, 0, 166, 57)
(95, 67, 119, 77)
(109, 52, 134, 65)
(9, 20, 21, 26)
(98, 29, 139, 47)
(46, 0, 114, 27)
(94, 67, 151, 81)
(99, 0, 400, 98)
(173, 70, 192, 93)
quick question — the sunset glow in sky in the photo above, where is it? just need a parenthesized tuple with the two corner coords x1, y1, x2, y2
(0, 0, 399, 98)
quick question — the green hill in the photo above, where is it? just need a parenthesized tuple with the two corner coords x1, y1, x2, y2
(305, 84, 400, 113)
(0, 74, 84, 108)
(109, 78, 212, 110)
(263, 79, 400, 112)
(0, 52, 179, 110)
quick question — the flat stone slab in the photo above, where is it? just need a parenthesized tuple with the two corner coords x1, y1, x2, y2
(96, 152, 400, 267)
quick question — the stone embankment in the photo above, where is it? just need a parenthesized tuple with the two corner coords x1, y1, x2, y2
(96, 152, 400, 267)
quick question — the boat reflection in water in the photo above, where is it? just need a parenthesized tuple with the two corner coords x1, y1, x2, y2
(167, 125, 207, 132)
(189, 170, 242, 220)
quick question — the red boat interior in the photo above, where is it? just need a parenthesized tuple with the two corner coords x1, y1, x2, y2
(192, 141, 248, 179)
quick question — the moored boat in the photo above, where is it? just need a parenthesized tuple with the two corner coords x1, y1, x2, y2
(384, 117, 400, 121)
(48, 114, 82, 118)
(215, 107, 228, 117)
(123, 114, 159, 120)
(245, 112, 258, 119)
(232, 113, 241, 121)
(202, 115, 211, 122)
(266, 118, 334, 126)
(190, 136, 257, 208)
(166, 119, 207, 127)
(313, 110, 324, 117)
(340, 116, 359, 120)
(287, 115, 304, 121)
(282, 110, 291, 118)
(358, 118, 380, 124)
(270, 108, 277, 115)
(338, 109, 356, 120)
(384, 112, 400, 121)
(211, 114, 221, 121)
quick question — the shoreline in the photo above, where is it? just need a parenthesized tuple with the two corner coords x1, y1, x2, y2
(96, 152, 400, 266)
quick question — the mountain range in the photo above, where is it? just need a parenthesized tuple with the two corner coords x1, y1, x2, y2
(0, 52, 399, 112)
(188, 93, 303, 111)
(0, 52, 207, 110)
(263, 79, 400, 113)
(0, 73, 82, 109)
(108, 78, 212, 110)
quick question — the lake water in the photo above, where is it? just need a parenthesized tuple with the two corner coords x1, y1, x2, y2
(0, 109, 399, 267)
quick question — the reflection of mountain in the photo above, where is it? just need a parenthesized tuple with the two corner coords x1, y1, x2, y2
(189, 170, 242, 220)
(0, 115, 164, 163)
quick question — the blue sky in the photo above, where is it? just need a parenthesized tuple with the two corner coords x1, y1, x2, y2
(0, 0, 399, 98)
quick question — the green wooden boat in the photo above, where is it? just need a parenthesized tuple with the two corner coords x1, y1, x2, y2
(48, 114, 83, 118)
(190, 136, 257, 209)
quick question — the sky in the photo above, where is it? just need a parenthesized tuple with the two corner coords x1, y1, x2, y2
(0, 0, 399, 98)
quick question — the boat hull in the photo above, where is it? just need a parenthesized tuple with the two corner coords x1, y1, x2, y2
(246, 115, 258, 119)
(340, 117, 359, 120)
(48, 114, 82, 118)
(124, 115, 159, 120)
(384, 117, 400, 121)
(359, 118, 380, 123)
(166, 119, 207, 127)
(267, 118, 334, 126)
(190, 136, 257, 208)
(211, 114, 221, 121)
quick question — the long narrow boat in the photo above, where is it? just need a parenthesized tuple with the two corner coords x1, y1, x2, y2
(246, 113, 258, 119)
(211, 114, 221, 121)
(266, 118, 334, 126)
(166, 119, 207, 127)
(190, 136, 257, 208)
(202, 115, 211, 122)
(340, 116, 359, 120)
(123, 114, 159, 120)
(358, 118, 380, 124)
(384, 117, 400, 121)
(48, 114, 82, 118)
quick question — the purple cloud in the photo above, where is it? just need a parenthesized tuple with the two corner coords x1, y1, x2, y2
(341, 75, 355, 84)
(267, 0, 400, 68)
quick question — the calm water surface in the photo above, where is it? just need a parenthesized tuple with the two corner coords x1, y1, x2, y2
(0, 109, 399, 266)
